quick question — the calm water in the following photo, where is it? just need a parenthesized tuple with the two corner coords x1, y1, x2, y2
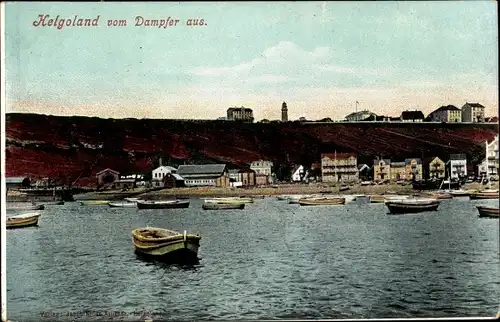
(7, 196, 500, 321)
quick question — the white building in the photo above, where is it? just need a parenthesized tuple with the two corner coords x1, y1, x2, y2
(478, 135, 499, 180)
(152, 165, 177, 187)
(291, 165, 306, 182)
(344, 110, 377, 122)
(448, 154, 467, 179)
(461, 102, 485, 123)
(250, 160, 273, 183)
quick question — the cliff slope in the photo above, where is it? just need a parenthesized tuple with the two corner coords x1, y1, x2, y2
(5, 113, 498, 185)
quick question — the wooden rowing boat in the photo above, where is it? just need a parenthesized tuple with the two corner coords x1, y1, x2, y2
(369, 195, 386, 203)
(469, 190, 499, 200)
(476, 206, 500, 218)
(132, 227, 201, 261)
(79, 200, 110, 206)
(6, 203, 45, 211)
(427, 192, 453, 199)
(136, 200, 190, 209)
(108, 202, 137, 208)
(7, 212, 40, 229)
(203, 197, 253, 204)
(299, 197, 345, 206)
(202, 202, 245, 210)
(385, 198, 440, 214)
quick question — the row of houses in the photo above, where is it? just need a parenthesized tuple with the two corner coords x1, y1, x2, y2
(345, 103, 496, 123)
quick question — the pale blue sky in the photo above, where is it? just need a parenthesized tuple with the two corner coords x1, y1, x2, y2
(4, 1, 498, 120)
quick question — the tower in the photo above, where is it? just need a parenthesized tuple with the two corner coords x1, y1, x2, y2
(281, 101, 288, 122)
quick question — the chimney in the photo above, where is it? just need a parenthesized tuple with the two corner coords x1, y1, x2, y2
(159, 157, 163, 166)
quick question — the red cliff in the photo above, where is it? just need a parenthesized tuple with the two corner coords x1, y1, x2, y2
(5, 113, 498, 186)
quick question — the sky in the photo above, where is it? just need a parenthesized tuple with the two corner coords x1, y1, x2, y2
(3, 1, 499, 121)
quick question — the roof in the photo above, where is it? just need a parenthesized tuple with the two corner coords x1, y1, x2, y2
(431, 105, 460, 114)
(374, 159, 391, 165)
(5, 177, 30, 184)
(238, 168, 255, 173)
(405, 158, 422, 165)
(227, 107, 253, 112)
(171, 173, 184, 180)
(228, 169, 240, 174)
(465, 102, 485, 108)
(358, 164, 370, 171)
(153, 165, 177, 172)
(96, 168, 120, 176)
(345, 110, 377, 119)
(391, 161, 406, 167)
(401, 110, 425, 120)
(449, 153, 467, 160)
(321, 152, 357, 159)
(177, 164, 227, 175)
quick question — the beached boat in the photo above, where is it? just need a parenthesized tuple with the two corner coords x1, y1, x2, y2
(384, 195, 410, 202)
(204, 197, 253, 204)
(385, 198, 440, 214)
(369, 195, 386, 203)
(360, 181, 372, 186)
(202, 202, 245, 210)
(446, 189, 473, 197)
(427, 192, 453, 199)
(476, 206, 500, 218)
(136, 200, 190, 209)
(469, 190, 499, 200)
(299, 197, 345, 206)
(108, 202, 137, 208)
(125, 197, 140, 202)
(132, 227, 201, 261)
(6, 212, 40, 229)
(80, 200, 110, 206)
(339, 185, 350, 191)
(6, 203, 45, 211)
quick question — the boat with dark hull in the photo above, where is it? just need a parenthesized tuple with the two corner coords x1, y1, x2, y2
(469, 190, 499, 200)
(136, 200, 190, 209)
(202, 202, 245, 210)
(385, 198, 440, 214)
(132, 227, 201, 262)
(476, 206, 500, 218)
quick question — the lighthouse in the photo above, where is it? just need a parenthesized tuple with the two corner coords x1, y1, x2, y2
(281, 101, 288, 122)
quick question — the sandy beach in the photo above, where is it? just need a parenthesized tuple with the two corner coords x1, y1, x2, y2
(138, 181, 499, 199)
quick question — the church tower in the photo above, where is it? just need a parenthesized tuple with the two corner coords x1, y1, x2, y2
(281, 101, 288, 122)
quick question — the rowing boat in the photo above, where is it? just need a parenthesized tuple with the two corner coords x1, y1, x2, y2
(203, 197, 253, 204)
(476, 206, 500, 218)
(79, 200, 110, 206)
(136, 200, 190, 209)
(108, 202, 137, 208)
(132, 227, 201, 262)
(298, 197, 345, 206)
(385, 198, 440, 214)
(202, 202, 245, 210)
(7, 212, 40, 229)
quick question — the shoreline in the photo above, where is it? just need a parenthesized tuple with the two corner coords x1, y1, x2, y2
(137, 182, 499, 200)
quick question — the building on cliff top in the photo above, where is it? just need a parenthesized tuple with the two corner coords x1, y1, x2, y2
(345, 110, 377, 122)
(426, 105, 461, 123)
(321, 152, 358, 183)
(461, 102, 485, 123)
(401, 110, 425, 122)
(227, 106, 254, 122)
(177, 164, 229, 187)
